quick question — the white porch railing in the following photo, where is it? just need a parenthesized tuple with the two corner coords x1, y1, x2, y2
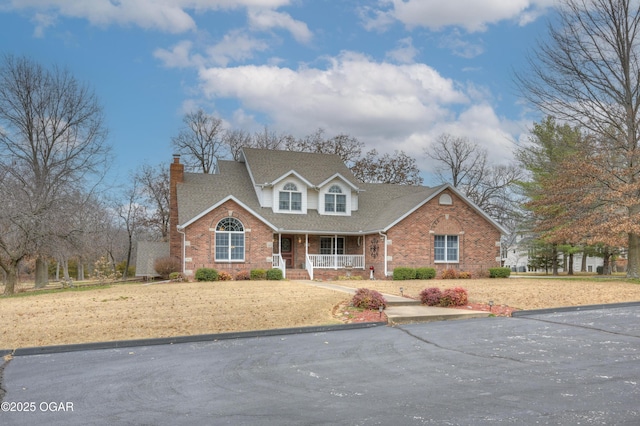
(272, 254, 286, 279)
(307, 254, 365, 270)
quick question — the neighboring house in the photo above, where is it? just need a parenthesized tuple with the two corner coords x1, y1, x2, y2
(502, 234, 605, 273)
(165, 148, 506, 280)
(135, 241, 170, 278)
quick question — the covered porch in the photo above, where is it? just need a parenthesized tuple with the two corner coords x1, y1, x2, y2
(271, 233, 375, 280)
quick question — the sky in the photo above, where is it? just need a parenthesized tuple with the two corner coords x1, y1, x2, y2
(0, 0, 557, 186)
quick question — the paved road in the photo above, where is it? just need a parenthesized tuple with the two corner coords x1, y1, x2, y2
(1, 305, 640, 425)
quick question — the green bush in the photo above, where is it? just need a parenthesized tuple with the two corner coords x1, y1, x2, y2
(168, 272, 184, 282)
(415, 267, 436, 280)
(393, 267, 416, 280)
(488, 267, 511, 278)
(195, 268, 218, 282)
(266, 268, 283, 280)
(250, 269, 266, 280)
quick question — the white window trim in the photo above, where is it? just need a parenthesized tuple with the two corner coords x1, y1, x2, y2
(320, 183, 350, 216)
(215, 218, 245, 262)
(434, 235, 459, 263)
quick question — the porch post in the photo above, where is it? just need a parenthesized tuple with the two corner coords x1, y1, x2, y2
(334, 234, 338, 270)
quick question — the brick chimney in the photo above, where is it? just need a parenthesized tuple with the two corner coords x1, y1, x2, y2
(169, 154, 184, 261)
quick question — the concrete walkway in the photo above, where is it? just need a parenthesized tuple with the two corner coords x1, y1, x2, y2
(300, 281, 491, 324)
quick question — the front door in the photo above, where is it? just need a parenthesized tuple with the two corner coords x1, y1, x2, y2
(281, 236, 294, 268)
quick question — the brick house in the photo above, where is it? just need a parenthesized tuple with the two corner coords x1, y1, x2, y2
(167, 148, 506, 280)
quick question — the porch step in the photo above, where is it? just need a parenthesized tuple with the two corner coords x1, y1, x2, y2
(286, 269, 310, 280)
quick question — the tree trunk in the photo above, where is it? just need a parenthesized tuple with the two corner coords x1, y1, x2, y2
(3, 264, 18, 295)
(603, 246, 611, 276)
(62, 258, 70, 281)
(551, 244, 559, 276)
(627, 233, 640, 278)
(78, 262, 85, 281)
(568, 252, 574, 275)
(581, 249, 587, 272)
(34, 256, 49, 288)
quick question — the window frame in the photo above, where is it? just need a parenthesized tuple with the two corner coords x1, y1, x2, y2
(324, 185, 347, 213)
(278, 182, 302, 212)
(434, 235, 459, 263)
(320, 237, 345, 255)
(215, 217, 245, 262)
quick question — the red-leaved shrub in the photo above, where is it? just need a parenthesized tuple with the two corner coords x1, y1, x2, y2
(419, 287, 443, 306)
(440, 268, 459, 279)
(351, 288, 387, 310)
(154, 256, 181, 279)
(235, 270, 251, 280)
(458, 271, 472, 279)
(440, 287, 468, 307)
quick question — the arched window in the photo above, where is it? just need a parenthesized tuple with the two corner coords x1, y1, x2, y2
(279, 182, 302, 211)
(325, 185, 346, 213)
(439, 193, 453, 205)
(215, 217, 244, 261)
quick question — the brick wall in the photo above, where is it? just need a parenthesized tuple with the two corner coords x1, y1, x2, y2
(182, 200, 274, 278)
(385, 189, 501, 276)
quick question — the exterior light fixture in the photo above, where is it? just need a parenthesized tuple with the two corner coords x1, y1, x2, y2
(400, 287, 404, 297)
(378, 305, 384, 318)
(488, 300, 494, 313)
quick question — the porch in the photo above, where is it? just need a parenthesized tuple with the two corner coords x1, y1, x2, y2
(272, 253, 366, 280)
(271, 233, 370, 280)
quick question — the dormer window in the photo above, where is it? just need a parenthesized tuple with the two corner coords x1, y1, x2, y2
(279, 182, 302, 211)
(325, 185, 346, 213)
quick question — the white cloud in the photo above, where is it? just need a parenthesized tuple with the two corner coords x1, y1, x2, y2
(368, 0, 555, 33)
(6, 0, 293, 34)
(438, 30, 484, 58)
(247, 9, 312, 44)
(385, 37, 419, 64)
(154, 40, 203, 68)
(206, 30, 270, 66)
(195, 51, 524, 170)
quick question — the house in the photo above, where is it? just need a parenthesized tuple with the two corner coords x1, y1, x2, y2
(168, 148, 506, 280)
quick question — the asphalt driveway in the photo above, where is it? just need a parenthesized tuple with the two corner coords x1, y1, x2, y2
(1, 304, 639, 425)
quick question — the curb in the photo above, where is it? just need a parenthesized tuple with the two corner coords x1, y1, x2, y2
(511, 301, 640, 317)
(2, 322, 387, 357)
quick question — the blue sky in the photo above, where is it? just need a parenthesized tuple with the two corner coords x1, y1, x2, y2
(0, 0, 556, 185)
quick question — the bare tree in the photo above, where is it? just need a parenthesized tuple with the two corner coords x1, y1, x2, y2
(284, 128, 364, 167)
(225, 128, 253, 161)
(171, 109, 226, 173)
(516, 0, 640, 277)
(115, 179, 146, 281)
(351, 149, 423, 185)
(426, 134, 486, 187)
(0, 55, 110, 294)
(135, 163, 170, 241)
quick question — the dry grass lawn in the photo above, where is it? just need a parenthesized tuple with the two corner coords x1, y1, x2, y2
(1, 277, 640, 350)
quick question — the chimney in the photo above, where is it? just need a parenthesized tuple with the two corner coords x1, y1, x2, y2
(169, 154, 184, 260)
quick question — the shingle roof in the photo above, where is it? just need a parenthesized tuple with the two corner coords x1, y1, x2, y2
(176, 149, 502, 234)
(241, 147, 361, 188)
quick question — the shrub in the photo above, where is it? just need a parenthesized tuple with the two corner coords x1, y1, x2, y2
(415, 267, 436, 280)
(458, 271, 472, 279)
(168, 272, 184, 282)
(419, 287, 442, 306)
(218, 271, 233, 281)
(351, 288, 387, 310)
(235, 270, 251, 280)
(266, 268, 283, 280)
(195, 268, 218, 282)
(153, 256, 181, 279)
(488, 267, 511, 278)
(250, 269, 266, 280)
(393, 267, 416, 280)
(440, 287, 468, 307)
(440, 268, 458, 279)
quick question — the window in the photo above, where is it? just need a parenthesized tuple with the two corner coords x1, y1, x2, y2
(279, 182, 302, 211)
(320, 237, 345, 255)
(325, 185, 346, 213)
(434, 235, 458, 262)
(215, 217, 244, 261)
